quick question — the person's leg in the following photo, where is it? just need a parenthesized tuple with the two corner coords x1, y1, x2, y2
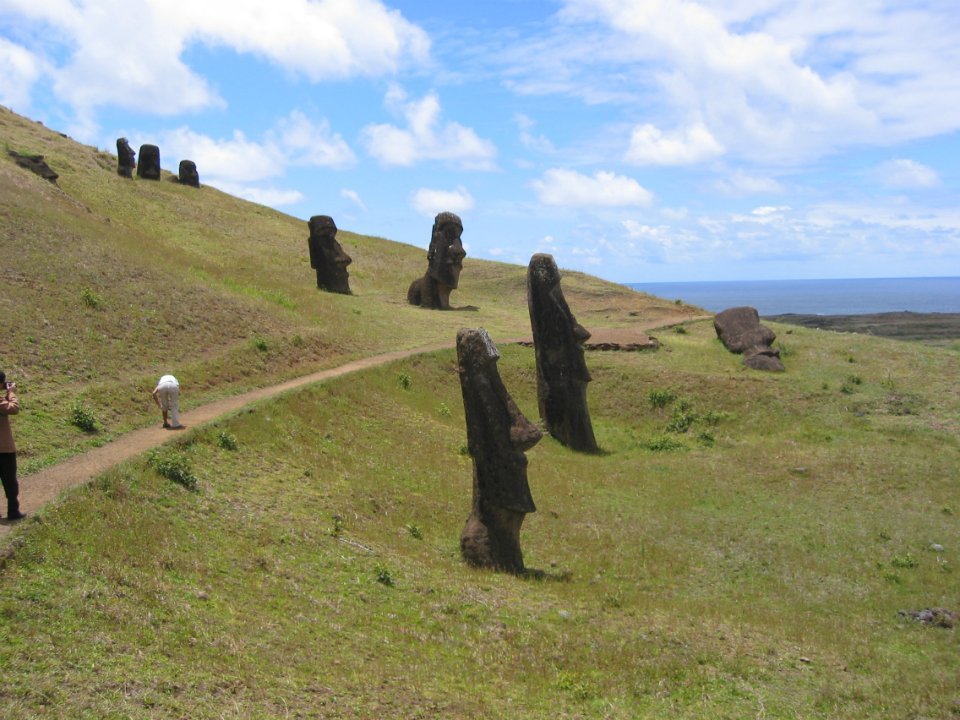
(158, 386, 172, 427)
(0, 453, 22, 519)
(169, 386, 182, 427)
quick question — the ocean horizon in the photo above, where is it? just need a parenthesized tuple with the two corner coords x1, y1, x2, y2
(626, 276, 960, 316)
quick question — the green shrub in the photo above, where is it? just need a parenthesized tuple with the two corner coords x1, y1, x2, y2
(148, 449, 198, 491)
(80, 287, 102, 309)
(405, 523, 423, 540)
(398, 373, 412, 390)
(645, 435, 686, 452)
(69, 400, 98, 432)
(217, 430, 238, 451)
(251, 336, 269, 352)
(375, 563, 395, 587)
(648, 388, 676, 409)
(438, 402, 451, 417)
(666, 401, 697, 433)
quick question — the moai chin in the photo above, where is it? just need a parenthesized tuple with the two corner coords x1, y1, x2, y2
(407, 211, 466, 309)
(178, 160, 200, 187)
(307, 215, 352, 294)
(137, 144, 161, 180)
(116, 138, 135, 178)
(457, 327, 542, 574)
(527, 253, 599, 453)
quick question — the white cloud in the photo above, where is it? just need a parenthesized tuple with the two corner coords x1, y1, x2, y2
(363, 87, 497, 169)
(340, 189, 367, 212)
(272, 111, 356, 169)
(157, 127, 280, 184)
(715, 169, 784, 196)
(208, 182, 304, 207)
(624, 122, 724, 165)
(875, 159, 940, 189)
(410, 186, 475, 217)
(0, 38, 40, 110)
(531, 168, 653, 207)
(515, 113, 555, 154)
(0, 0, 429, 133)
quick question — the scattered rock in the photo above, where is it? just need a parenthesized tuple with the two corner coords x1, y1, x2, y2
(7, 151, 58, 183)
(898, 608, 957, 628)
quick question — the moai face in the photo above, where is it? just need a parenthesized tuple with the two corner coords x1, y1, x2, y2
(178, 160, 200, 187)
(427, 212, 466, 289)
(307, 215, 352, 294)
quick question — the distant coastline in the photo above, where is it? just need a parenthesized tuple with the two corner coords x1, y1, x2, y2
(628, 277, 960, 316)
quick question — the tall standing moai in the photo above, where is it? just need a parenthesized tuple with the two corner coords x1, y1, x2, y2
(178, 160, 200, 187)
(407, 212, 466, 309)
(116, 138, 135, 178)
(137, 144, 161, 180)
(527, 253, 599, 453)
(458, 327, 542, 574)
(306, 215, 352, 294)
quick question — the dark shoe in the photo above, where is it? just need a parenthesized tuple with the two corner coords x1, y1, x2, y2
(163, 422, 171, 428)
(6, 510, 25, 521)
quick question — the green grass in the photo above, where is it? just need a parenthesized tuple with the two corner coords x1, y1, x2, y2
(2, 105, 959, 718)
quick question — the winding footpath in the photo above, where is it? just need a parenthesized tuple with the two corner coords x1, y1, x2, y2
(1, 319, 705, 539)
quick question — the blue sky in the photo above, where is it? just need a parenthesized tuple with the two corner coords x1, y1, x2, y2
(1, 0, 958, 283)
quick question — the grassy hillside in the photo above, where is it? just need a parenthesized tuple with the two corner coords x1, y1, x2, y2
(0, 105, 694, 473)
(1, 106, 958, 718)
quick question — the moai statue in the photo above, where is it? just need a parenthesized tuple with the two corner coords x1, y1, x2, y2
(178, 160, 199, 187)
(116, 138, 135, 178)
(407, 212, 466, 309)
(457, 327, 542, 573)
(137, 144, 161, 180)
(527, 253, 599, 453)
(307, 215, 352, 294)
(713, 306, 785, 371)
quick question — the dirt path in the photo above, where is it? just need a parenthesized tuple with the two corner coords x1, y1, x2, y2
(1, 317, 704, 537)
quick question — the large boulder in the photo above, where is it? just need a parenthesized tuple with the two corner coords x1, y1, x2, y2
(8, 151, 58, 183)
(714, 306, 784, 371)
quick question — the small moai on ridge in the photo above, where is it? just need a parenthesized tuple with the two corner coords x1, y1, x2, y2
(527, 253, 599, 453)
(137, 144, 161, 180)
(457, 327, 542, 574)
(306, 215, 352, 295)
(713, 306, 785, 371)
(116, 138, 135, 178)
(407, 211, 466, 309)
(178, 160, 199, 187)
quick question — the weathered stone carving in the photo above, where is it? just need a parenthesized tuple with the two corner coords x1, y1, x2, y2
(458, 327, 542, 574)
(307, 215, 352, 294)
(713, 306, 785, 371)
(527, 253, 599, 452)
(7, 151, 58, 183)
(116, 138, 135, 178)
(407, 212, 466, 309)
(178, 160, 199, 187)
(137, 144, 160, 180)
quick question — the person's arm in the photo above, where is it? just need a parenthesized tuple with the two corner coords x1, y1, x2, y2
(151, 387, 161, 408)
(0, 386, 19, 416)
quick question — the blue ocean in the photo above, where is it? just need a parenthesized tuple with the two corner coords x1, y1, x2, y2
(627, 277, 960, 316)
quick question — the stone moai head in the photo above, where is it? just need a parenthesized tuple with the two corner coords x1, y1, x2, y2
(307, 215, 352, 295)
(457, 327, 542, 573)
(116, 138, 135, 178)
(137, 144, 161, 180)
(527, 253, 598, 453)
(427, 212, 466, 290)
(178, 160, 199, 187)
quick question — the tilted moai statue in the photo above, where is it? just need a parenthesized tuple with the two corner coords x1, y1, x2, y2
(458, 328, 542, 574)
(137, 144, 161, 180)
(307, 215, 352, 294)
(116, 138, 135, 178)
(527, 253, 599, 453)
(713, 306, 785, 371)
(407, 212, 466, 309)
(178, 160, 199, 187)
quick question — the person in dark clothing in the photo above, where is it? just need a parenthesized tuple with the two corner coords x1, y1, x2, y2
(0, 371, 25, 520)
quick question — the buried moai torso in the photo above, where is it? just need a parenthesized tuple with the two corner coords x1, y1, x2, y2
(407, 212, 466, 309)
(137, 144, 161, 180)
(116, 138, 135, 178)
(307, 215, 352, 294)
(713, 306, 784, 371)
(527, 253, 598, 453)
(457, 327, 542, 573)
(178, 160, 199, 187)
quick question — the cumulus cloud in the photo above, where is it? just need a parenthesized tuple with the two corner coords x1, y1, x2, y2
(531, 168, 653, 207)
(363, 87, 497, 169)
(158, 127, 280, 184)
(0, 37, 40, 110)
(272, 111, 356, 169)
(624, 122, 724, 165)
(411, 186, 475, 217)
(875, 159, 940, 189)
(714, 169, 785, 196)
(0, 0, 429, 132)
(211, 183, 305, 207)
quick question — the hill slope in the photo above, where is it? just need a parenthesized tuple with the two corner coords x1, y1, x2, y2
(1, 105, 695, 473)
